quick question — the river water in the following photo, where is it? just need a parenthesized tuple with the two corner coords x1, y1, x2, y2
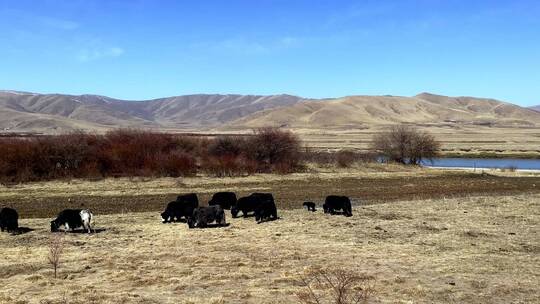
(419, 158, 540, 170)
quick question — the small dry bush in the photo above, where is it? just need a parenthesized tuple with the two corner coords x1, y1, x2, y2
(246, 127, 303, 173)
(208, 136, 246, 157)
(203, 155, 254, 177)
(336, 150, 357, 168)
(205, 129, 304, 175)
(205, 136, 256, 176)
(296, 268, 376, 304)
(48, 233, 64, 279)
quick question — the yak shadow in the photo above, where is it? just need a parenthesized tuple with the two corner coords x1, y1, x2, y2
(256, 217, 282, 224)
(3, 227, 35, 235)
(53, 228, 107, 234)
(325, 211, 353, 216)
(232, 213, 256, 219)
(15, 227, 35, 235)
(163, 218, 188, 224)
(189, 223, 231, 229)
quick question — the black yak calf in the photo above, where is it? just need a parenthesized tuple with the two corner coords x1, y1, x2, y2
(302, 202, 317, 212)
(187, 205, 227, 228)
(323, 195, 353, 217)
(0, 207, 18, 233)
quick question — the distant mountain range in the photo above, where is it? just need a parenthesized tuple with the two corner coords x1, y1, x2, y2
(530, 105, 540, 112)
(0, 91, 303, 132)
(230, 93, 540, 129)
(0, 90, 539, 133)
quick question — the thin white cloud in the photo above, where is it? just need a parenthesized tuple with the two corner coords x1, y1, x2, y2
(220, 38, 269, 54)
(40, 17, 80, 30)
(325, 2, 398, 27)
(0, 9, 80, 31)
(77, 47, 125, 62)
(193, 36, 302, 55)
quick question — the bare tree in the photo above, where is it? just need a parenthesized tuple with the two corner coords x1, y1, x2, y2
(246, 127, 303, 173)
(296, 268, 376, 304)
(48, 233, 64, 279)
(371, 125, 440, 165)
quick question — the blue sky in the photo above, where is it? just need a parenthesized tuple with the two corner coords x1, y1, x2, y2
(0, 0, 539, 106)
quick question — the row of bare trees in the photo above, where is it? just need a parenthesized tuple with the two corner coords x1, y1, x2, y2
(0, 125, 440, 183)
(0, 127, 304, 183)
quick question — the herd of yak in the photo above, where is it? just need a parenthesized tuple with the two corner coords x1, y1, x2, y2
(0, 192, 353, 234)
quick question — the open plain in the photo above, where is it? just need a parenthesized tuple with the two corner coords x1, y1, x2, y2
(286, 126, 540, 158)
(1, 167, 539, 303)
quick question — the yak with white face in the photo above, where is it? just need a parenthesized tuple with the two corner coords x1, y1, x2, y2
(51, 209, 94, 233)
(79, 209, 94, 233)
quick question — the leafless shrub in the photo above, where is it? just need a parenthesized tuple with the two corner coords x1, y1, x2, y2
(246, 127, 303, 173)
(336, 150, 357, 168)
(208, 136, 246, 157)
(371, 125, 440, 165)
(296, 268, 376, 304)
(48, 234, 64, 279)
(203, 155, 245, 177)
(0, 128, 306, 182)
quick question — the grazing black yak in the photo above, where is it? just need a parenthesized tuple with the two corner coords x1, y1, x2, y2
(254, 194, 278, 223)
(161, 193, 199, 223)
(232, 193, 278, 223)
(187, 205, 227, 228)
(231, 193, 266, 217)
(0, 207, 19, 233)
(231, 196, 256, 218)
(208, 192, 237, 210)
(323, 196, 352, 217)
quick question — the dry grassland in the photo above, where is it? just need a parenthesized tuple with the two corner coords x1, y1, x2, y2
(293, 126, 540, 157)
(0, 194, 538, 304)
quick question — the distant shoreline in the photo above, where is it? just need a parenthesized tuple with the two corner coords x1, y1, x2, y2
(427, 166, 540, 173)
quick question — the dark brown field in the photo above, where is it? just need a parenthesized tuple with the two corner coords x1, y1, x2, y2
(2, 170, 539, 218)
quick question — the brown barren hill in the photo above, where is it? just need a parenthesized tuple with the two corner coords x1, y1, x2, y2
(228, 93, 540, 129)
(0, 90, 303, 133)
(1, 90, 539, 133)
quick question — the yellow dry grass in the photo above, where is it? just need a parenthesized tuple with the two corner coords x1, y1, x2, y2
(1, 194, 538, 303)
(293, 126, 540, 156)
